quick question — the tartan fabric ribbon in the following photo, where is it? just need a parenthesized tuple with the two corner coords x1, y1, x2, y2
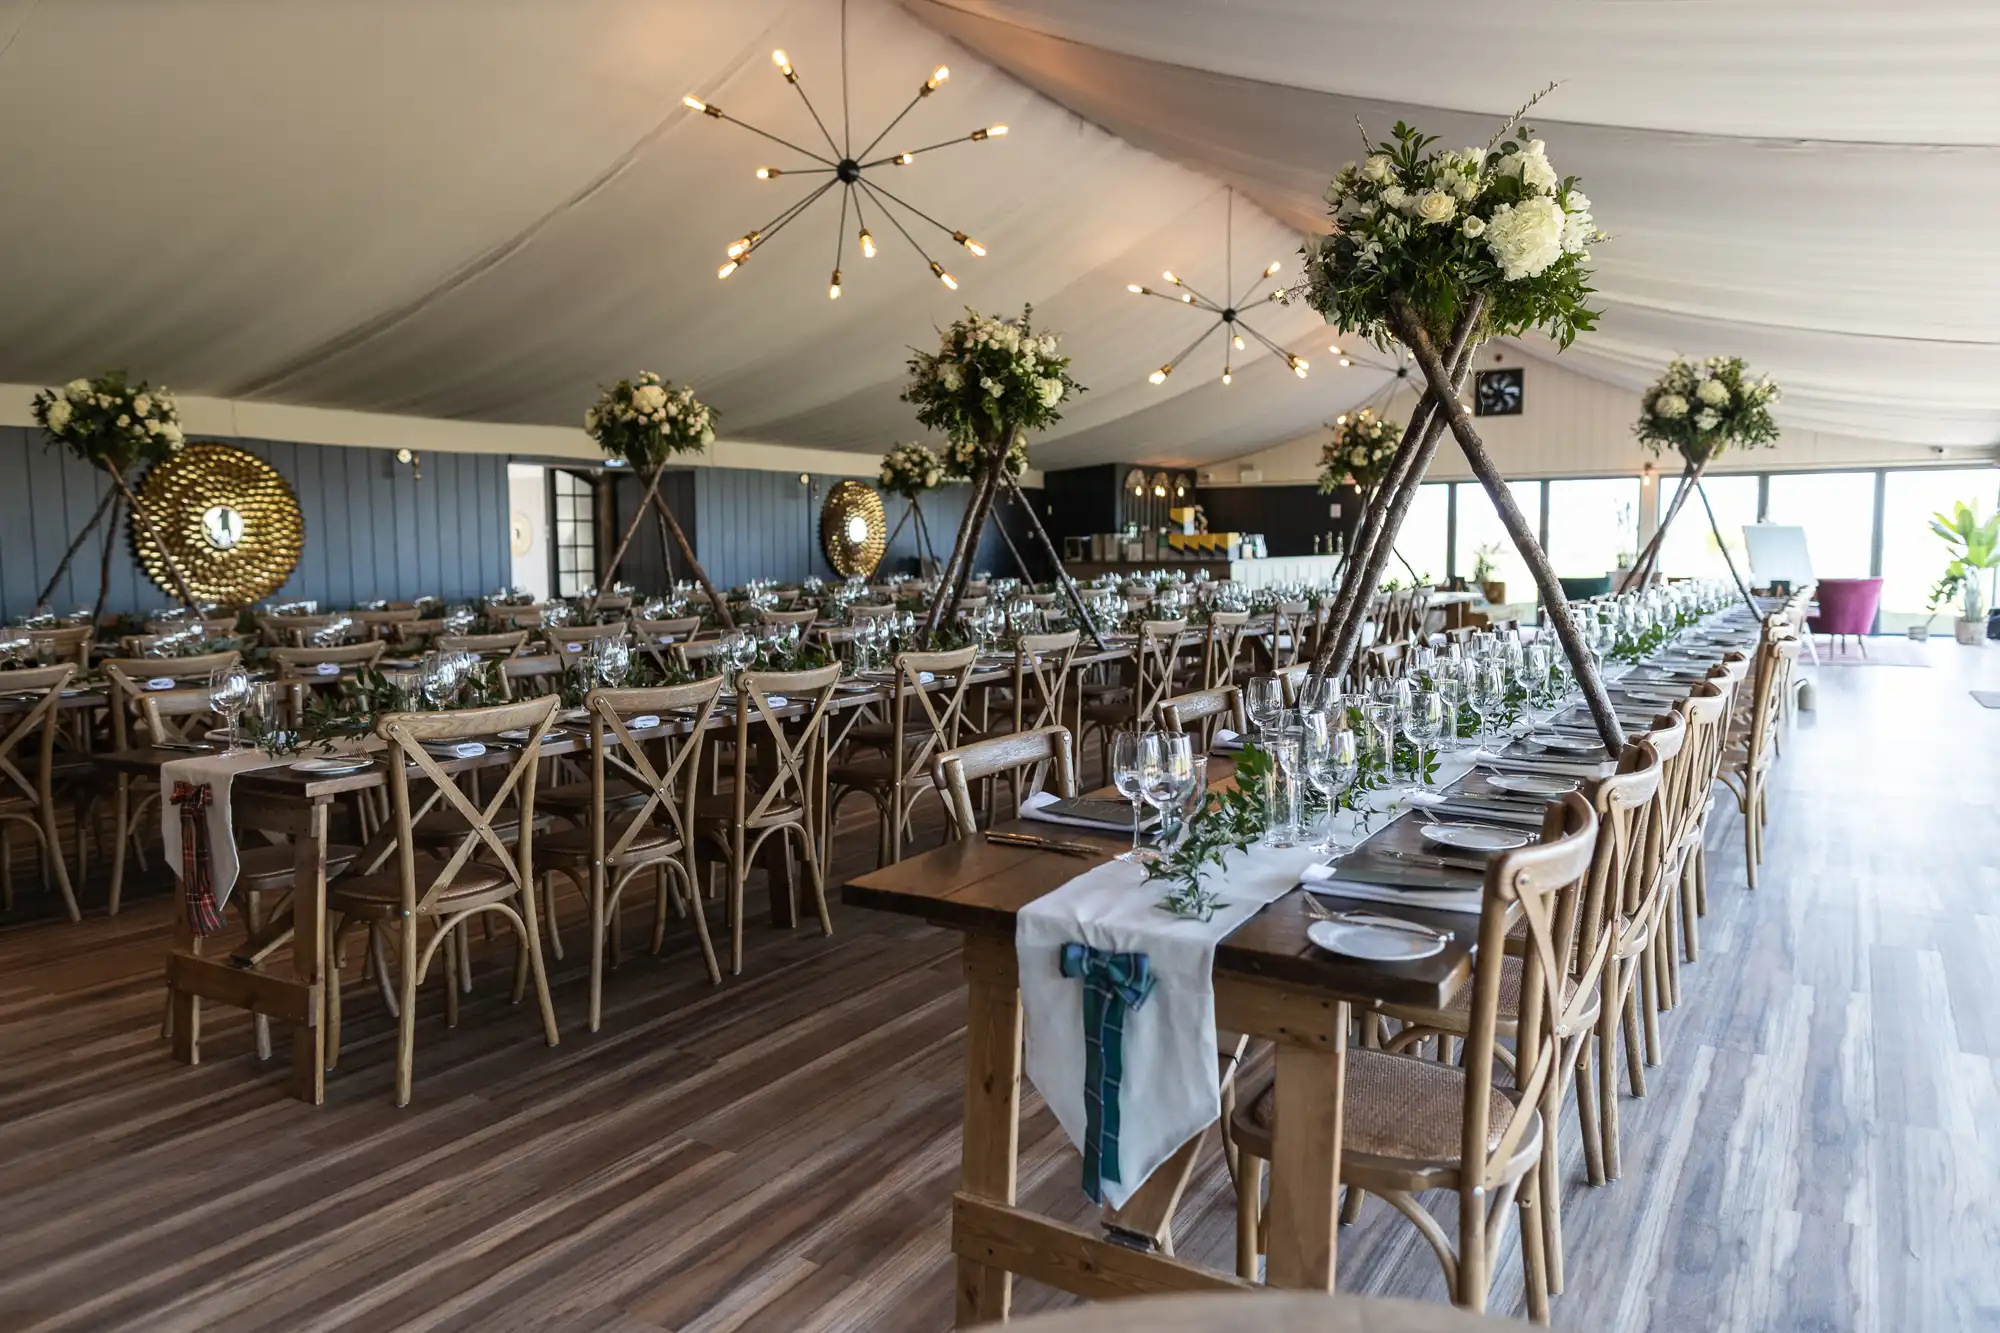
(1058, 941, 1157, 1203)
(170, 780, 227, 938)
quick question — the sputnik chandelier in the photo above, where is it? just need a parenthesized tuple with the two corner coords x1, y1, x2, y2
(682, 0, 1005, 299)
(1325, 339, 1419, 430)
(1128, 187, 1305, 386)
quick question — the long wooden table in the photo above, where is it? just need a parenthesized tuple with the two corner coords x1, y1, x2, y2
(842, 771, 1481, 1323)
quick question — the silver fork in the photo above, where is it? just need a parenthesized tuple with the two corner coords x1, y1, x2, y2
(1301, 893, 1453, 941)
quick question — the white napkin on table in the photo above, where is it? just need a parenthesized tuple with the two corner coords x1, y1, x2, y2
(1020, 789, 1142, 833)
(159, 746, 322, 910)
(1300, 861, 1483, 914)
(627, 714, 661, 730)
(421, 741, 486, 760)
(1210, 728, 1245, 752)
(144, 677, 177, 691)
(314, 662, 341, 676)
(1017, 839, 1320, 1208)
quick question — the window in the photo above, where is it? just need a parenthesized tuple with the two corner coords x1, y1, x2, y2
(1545, 478, 1641, 582)
(1454, 480, 1542, 600)
(1390, 483, 1450, 586)
(1764, 471, 1877, 580)
(1657, 474, 1759, 582)
(1879, 467, 2000, 624)
(551, 469, 597, 597)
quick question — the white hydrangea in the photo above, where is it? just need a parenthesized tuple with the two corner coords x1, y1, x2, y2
(1036, 377, 1064, 408)
(632, 383, 667, 413)
(1482, 196, 1565, 280)
(1694, 408, 1720, 431)
(45, 399, 72, 432)
(1654, 393, 1689, 419)
(1696, 378, 1730, 407)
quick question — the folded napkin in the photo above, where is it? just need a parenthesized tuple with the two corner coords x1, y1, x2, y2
(421, 741, 486, 760)
(1211, 728, 1245, 752)
(1018, 838, 1320, 1207)
(626, 713, 661, 730)
(1484, 754, 1611, 779)
(314, 662, 341, 676)
(144, 677, 177, 691)
(1022, 790, 1155, 833)
(1425, 798, 1547, 829)
(1300, 862, 1483, 913)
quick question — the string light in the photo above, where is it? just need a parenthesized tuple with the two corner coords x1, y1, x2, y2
(1127, 188, 1307, 388)
(689, 0, 1003, 295)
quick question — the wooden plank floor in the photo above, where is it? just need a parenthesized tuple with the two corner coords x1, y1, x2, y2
(2, 643, 1997, 1331)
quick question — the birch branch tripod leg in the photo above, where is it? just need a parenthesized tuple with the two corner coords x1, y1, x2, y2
(38, 485, 118, 609)
(1310, 400, 1438, 676)
(1004, 479, 1108, 651)
(592, 466, 667, 613)
(108, 466, 197, 606)
(651, 489, 733, 630)
(1619, 460, 1699, 593)
(92, 496, 122, 630)
(1695, 478, 1761, 612)
(1394, 301, 1627, 754)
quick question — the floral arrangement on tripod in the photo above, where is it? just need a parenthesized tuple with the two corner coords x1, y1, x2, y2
(1633, 356, 1781, 466)
(903, 306, 1082, 451)
(1316, 407, 1402, 496)
(584, 371, 715, 464)
(33, 371, 185, 470)
(878, 442, 945, 499)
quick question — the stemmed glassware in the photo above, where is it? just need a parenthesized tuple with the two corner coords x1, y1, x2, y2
(1302, 712, 1359, 857)
(1468, 657, 1509, 759)
(1244, 675, 1283, 740)
(596, 637, 631, 688)
(1110, 730, 1159, 863)
(1265, 710, 1307, 848)
(1142, 732, 1195, 844)
(207, 664, 250, 747)
(1401, 688, 1444, 799)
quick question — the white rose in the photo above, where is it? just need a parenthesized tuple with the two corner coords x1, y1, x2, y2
(1414, 190, 1456, 225)
(983, 377, 1004, 399)
(1039, 335, 1057, 357)
(1037, 377, 1063, 408)
(632, 383, 667, 412)
(116, 414, 130, 427)
(1361, 154, 1393, 183)
(65, 378, 90, 398)
(160, 423, 184, 446)
(1564, 189, 1591, 214)
(1519, 150, 1557, 193)
(584, 407, 600, 433)
(1654, 393, 1689, 420)
(1461, 214, 1486, 238)
(132, 394, 152, 417)
(1380, 184, 1409, 211)
(1560, 208, 1594, 256)
(1482, 196, 1565, 280)
(45, 399, 72, 432)
(1697, 378, 1730, 407)
(1694, 408, 1720, 431)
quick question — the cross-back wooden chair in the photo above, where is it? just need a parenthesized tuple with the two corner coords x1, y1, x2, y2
(1718, 632, 1798, 889)
(345, 607, 420, 640)
(498, 653, 565, 700)
(545, 623, 628, 652)
(1202, 611, 1255, 690)
(256, 613, 341, 647)
(391, 618, 446, 646)
(633, 616, 702, 644)
(23, 626, 92, 670)
(1371, 751, 1658, 1300)
(0, 664, 81, 920)
(326, 694, 562, 1105)
(1009, 630, 1080, 736)
(1358, 641, 1407, 689)
(1262, 601, 1313, 670)
(828, 646, 978, 867)
(540, 678, 725, 1030)
(271, 641, 387, 677)
(1158, 684, 1244, 753)
(435, 630, 530, 658)
(1274, 663, 1311, 708)
(756, 607, 818, 631)
(1661, 683, 1729, 969)
(931, 725, 1076, 839)
(1080, 618, 1189, 770)
(694, 664, 842, 974)
(1234, 792, 1600, 1321)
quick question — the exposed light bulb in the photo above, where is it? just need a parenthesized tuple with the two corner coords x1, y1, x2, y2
(771, 49, 788, 69)
(756, 166, 779, 180)
(1270, 288, 1284, 300)
(952, 231, 986, 257)
(970, 125, 1008, 141)
(1127, 283, 1144, 294)
(894, 151, 913, 165)
(1221, 371, 1233, 385)
(1149, 366, 1170, 385)
(1336, 414, 1348, 425)
(682, 95, 707, 112)
(986, 124, 1008, 136)
(828, 269, 842, 300)
(1329, 345, 1343, 355)
(1180, 292, 1194, 303)
(1339, 357, 1352, 367)
(926, 65, 949, 91)
(929, 260, 957, 290)
(1163, 270, 1178, 284)
(1291, 357, 1309, 378)
(1264, 260, 1282, 276)
(1232, 334, 1245, 350)
(859, 228, 877, 258)
(717, 259, 738, 279)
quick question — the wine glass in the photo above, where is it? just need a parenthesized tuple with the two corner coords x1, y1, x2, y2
(1469, 657, 1509, 758)
(597, 637, 631, 688)
(1110, 730, 1159, 863)
(1244, 675, 1283, 740)
(1303, 714, 1360, 857)
(1142, 732, 1195, 842)
(207, 664, 249, 747)
(1362, 699, 1401, 797)
(1436, 673, 1469, 753)
(1402, 688, 1444, 798)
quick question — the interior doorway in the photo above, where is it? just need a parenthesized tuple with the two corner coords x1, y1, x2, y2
(507, 463, 552, 602)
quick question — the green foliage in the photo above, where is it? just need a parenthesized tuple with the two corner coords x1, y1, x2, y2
(1147, 744, 1273, 922)
(584, 372, 715, 470)
(32, 370, 185, 472)
(1633, 356, 1781, 465)
(1317, 408, 1402, 495)
(902, 306, 1083, 449)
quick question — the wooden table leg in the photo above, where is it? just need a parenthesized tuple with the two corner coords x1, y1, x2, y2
(289, 800, 328, 1104)
(167, 909, 201, 1065)
(1263, 1000, 1349, 1290)
(957, 932, 1022, 1327)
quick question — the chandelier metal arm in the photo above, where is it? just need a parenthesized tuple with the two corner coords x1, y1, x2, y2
(856, 174, 967, 246)
(784, 72, 845, 159)
(858, 88, 931, 161)
(857, 178, 941, 267)
(712, 111, 840, 169)
(1239, 321, 1300, 368)
(742, 179, 841, 259)
(859, 131, 984, 169)
(1163, 319, 1224, 375)
(1167, 276, 1224, 310)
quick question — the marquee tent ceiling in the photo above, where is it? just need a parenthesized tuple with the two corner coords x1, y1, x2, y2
(0, 0, 1993, 470)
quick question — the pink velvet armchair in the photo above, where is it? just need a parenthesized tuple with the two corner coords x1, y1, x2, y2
(1807, 577, 1882, 655)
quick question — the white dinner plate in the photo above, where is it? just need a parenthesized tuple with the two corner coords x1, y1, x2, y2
(497, 727, 569, 742)
(291, 757, 373, 775)
(1622, 689, 1682, 704)
(1486, 772, 1577, 797)
(1307, 917, 1446, 962)
(1420, 823, 1530, 852)
(1532, 735, 1602, 754)
(558, 708, 589, 722)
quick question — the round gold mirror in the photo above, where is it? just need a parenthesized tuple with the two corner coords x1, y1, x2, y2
(131, 443, 305, 604)
(820, 480, 887, 578)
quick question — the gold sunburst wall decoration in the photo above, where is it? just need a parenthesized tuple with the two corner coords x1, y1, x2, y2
(131, 443, 305, 604)
(820, 480, 886, 578)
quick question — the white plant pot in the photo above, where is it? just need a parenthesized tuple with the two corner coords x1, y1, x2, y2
(1954, 618, 1986, 646)
(1906, 625, 1931, 642)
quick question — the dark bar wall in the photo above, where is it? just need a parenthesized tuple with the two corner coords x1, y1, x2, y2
(0, 427, 510, 622)
(1198, 483, 1360, 558)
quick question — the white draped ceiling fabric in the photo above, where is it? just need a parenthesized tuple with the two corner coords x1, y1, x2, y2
(0, 0, 1994, 470)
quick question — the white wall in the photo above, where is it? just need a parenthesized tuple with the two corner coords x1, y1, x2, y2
(507, 463, 551, 603)
(1198, 347, 1996, 489)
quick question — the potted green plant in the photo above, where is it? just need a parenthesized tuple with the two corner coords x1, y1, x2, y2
(1472, 543, 1505, 605)
(1929, 501, 1999, 646)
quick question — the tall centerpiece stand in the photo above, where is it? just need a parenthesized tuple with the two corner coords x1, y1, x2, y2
(581, 372, 735, 629)
(879, 442, 948, 578)
(1620, 355, 1781, 610)
(30, 372, 200, 617)
(1297, 99, 1630, 752)
(906, 307, 1107, 648)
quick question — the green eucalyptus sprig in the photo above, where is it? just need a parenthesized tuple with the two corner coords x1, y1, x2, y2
(1147, 745, 1276, 921)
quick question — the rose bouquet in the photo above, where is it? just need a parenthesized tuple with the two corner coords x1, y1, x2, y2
(1300, 105, 1602, 350)
(1634, 356, 1780, 465)
(940, 432, 1029, 483)
(1316, 408, 1402, 495)
(878, 442, 945, 499)
(902, 305, 1081, 450)
(33, 371, 185, 470)
(584, 371, 716, 467)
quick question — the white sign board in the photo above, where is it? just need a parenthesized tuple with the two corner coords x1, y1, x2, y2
(1742, 523, 1814, 589)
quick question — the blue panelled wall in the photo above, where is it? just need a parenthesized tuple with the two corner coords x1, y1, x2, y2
(0, 427, 510, 622)
(0, 426, 1048, 620)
